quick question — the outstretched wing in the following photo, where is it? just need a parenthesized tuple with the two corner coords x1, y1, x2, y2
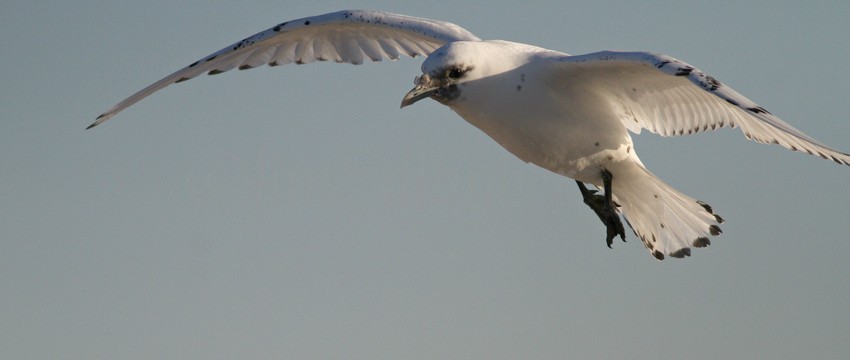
(553, 51, 850, 166)
(89, 10, 480, 128)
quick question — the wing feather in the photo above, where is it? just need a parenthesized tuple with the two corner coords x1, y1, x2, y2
(89, 10, 480, 128)
(553, 51, 850, 165)
(357, 37, 384, 62)
(377, 38, 402, 60)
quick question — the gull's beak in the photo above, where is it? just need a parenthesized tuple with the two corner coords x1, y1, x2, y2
(400, 75, 439, 108)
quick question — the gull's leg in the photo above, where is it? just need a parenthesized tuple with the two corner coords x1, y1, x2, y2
(575, 169, 626, 248)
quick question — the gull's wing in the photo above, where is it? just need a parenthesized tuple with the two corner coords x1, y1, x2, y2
(88, 10, 480, 129)
(552, 51, 850, 166)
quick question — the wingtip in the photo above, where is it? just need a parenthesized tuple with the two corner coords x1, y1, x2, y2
(86, 114, 105, 130)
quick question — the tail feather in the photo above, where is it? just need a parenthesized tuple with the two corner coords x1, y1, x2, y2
(611, 165, 723, 260)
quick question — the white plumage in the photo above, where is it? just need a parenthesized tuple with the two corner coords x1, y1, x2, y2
(90, 10, 850, 260)
(89, 10, 479, 127)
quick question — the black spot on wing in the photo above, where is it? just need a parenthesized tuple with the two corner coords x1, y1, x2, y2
(697, 75, 721, 91)
(697, 200, 715, 214)
(747, 106, 772, 115)
(674, 66, 694, 76)
(709, 225, 722, 236)
(693, 237, 711, 248)
(232, 37, 257, 51)
(705, 76, 721, 91)
(670, 247, 692, 258)
(273, 22, 288, 32)
(652, 250, 665, 261)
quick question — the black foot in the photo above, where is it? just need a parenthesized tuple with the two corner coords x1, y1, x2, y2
(575, 170, 626, 248)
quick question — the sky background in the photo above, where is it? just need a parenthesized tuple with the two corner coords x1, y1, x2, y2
(2, 1, 848, 359)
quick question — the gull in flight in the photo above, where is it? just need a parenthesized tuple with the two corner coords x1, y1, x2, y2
(89, 10, 850, 260)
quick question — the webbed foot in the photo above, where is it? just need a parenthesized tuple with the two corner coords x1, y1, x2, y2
(575, 169, 626, 247)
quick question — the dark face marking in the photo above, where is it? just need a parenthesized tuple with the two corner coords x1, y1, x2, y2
(441, 65, 472, 80)
(418, 65, 474, 104)
(431, 84, 460, 104)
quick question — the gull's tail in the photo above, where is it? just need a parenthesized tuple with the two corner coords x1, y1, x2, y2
(610, 163, 724, 260)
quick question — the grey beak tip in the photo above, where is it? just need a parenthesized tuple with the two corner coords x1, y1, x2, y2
(401, 86, 438, 109)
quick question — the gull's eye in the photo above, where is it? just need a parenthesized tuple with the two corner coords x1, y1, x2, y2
(448, 67, 464, 79)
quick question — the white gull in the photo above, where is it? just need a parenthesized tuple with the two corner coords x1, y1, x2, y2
(89, 10, 850, 260)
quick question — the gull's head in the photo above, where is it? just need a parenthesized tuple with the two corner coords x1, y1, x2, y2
(402, 41, 520, 108)
(400, 40, 533, 108)
(399, 68, 471, 108)
(400, 44, 476, 108)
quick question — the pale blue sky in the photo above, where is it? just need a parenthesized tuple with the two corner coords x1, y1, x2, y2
(2, 1, 848, 359)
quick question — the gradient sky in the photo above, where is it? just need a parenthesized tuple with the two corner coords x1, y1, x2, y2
(2, 1, 848, 359)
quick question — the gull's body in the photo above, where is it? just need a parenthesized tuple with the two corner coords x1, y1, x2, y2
(90, 10, 850, 260)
